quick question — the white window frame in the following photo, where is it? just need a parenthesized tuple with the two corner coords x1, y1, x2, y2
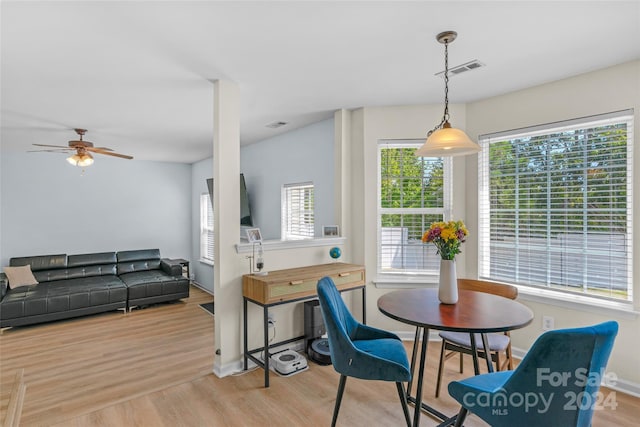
(377, 139, 453, 280)
(200, 193, 214, 265)
(478, 110, 633, 304)
(281, 182, 315, 240)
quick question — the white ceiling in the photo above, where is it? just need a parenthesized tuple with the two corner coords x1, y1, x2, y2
(1, 1, 639, 164)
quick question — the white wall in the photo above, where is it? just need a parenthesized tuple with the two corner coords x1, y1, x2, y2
(0, 152, 191, 266)
(464, 60, 640, 388)
(190, 157, 214, 292)
(240, 119, 335, 240)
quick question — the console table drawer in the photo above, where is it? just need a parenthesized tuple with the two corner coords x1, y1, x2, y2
(243, 262, 365, 304)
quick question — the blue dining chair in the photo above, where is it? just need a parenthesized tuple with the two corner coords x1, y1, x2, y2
(449, 321, 618, 427)
(316, 277, 412, 427)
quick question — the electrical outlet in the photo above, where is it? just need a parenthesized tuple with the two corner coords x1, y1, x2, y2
(542, 316, 554, 331)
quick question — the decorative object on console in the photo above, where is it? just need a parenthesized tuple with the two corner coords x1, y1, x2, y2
(415, 31, 481, 157)
(329, 247, 341, 261)
(422, 220, 468, 304)
(30, 128, 133, 167)
(254, 243, 266, 275)
(245, 228, 267, 275)
(246, 227, 262, 243)
(323, 225, 339, 237)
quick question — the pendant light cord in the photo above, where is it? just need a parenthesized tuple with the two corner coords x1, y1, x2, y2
(427, 38, 450, 137)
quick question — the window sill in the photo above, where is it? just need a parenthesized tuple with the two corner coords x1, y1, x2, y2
(515, 286, 638, 319)
(235, 237, 346, 254)
(373, 275, 439, 289)
(199, 258, 214, 266)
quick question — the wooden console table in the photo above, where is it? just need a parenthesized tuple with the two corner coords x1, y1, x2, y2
(242, 262, 366, 387)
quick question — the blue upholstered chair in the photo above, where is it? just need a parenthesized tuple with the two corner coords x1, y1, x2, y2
(449, 321, 618, 427)
(317, 277, 412, 427)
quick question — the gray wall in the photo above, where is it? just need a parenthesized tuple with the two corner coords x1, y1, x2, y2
(190, 156, 214, 292)
(0, 152, 191, 267)
(240, 118, 335, 240)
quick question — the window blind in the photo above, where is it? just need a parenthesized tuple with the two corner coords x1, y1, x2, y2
(282, 182, 315, 240)
(478, 110, 633, 301)
(200, 193, 214, 263)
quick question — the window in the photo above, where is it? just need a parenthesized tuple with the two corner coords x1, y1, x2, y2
(378, 140, 452, 276)
(281, 182, 315, 240)
(479, 110, 633, 302)
(200, 193, 214, 264)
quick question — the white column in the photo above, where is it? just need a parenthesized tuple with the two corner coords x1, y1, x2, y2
(212, 80, 244, 375)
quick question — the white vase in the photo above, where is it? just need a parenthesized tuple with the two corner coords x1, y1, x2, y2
(438, 259, 458, 304)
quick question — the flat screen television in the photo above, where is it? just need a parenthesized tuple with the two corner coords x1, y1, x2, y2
(206, 174, 253, 226)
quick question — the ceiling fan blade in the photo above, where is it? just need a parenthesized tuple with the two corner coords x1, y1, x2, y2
(33, 143, 71, 148)
(88, 148, 133, 159)
(94, 147, 114, 151)
(28, 149, 72, 153)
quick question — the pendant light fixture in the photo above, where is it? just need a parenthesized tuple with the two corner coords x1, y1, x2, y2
(416, 31, 480, 157)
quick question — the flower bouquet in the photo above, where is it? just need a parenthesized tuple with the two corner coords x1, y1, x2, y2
(422, 220, 468, 304)
(421, 220, 468, 260)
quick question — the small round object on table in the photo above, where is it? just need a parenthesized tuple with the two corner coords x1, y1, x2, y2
(329, 247, 341, 260)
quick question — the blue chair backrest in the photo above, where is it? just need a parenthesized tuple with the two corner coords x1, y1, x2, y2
(502, 321, 618, 426)
(317, 277, 360, 375)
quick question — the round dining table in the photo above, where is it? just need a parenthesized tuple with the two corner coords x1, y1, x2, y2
(378, 288, 534, 427)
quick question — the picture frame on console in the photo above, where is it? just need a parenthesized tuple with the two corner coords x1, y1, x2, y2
(323, 225, 339, 237)
(246, 228, 263, 243)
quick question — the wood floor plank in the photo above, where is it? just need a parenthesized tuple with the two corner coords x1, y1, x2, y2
(1, 286, 214, 426)
(2, 285, 637, 426)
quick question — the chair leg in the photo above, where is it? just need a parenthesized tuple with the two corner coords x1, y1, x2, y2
(396, 382, 412, 427)
(331, 375, 347, 427)
(506, 341, 514, 370)
(435, 339, 447, 398)
(453, 407, 468, 427)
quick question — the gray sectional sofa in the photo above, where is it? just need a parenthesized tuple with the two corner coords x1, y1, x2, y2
(0, 249, 189, 328)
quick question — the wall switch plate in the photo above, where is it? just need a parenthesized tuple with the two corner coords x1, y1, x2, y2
(542, 316, 554, 331)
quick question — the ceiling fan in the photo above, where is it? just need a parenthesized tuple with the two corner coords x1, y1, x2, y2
(31, 128, 133, 167)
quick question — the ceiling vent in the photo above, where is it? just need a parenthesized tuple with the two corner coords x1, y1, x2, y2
(435, 60, 485, 78)
(265, 121, 288, 129)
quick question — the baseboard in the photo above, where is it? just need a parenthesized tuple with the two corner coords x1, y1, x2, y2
(191, 281, 214, 296)
(214, 341, 306, 378)
(397, 333, 640, 398)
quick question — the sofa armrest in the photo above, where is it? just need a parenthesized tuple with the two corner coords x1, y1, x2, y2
(160, 259, 183, 277)
(0, 273, 7, 301)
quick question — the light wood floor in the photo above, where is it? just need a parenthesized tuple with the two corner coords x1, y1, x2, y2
(1, 286, 637, 426)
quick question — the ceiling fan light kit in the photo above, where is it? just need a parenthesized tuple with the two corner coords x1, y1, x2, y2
(416, 30, 481, 158)
(66, 152, 94, 167)
(31, 128, 133, 167)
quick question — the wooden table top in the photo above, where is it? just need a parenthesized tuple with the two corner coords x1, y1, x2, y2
(378, 288, 533, 333)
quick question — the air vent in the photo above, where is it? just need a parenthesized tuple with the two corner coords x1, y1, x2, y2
(435, 60, 485, 77)
(266, 121, 288, 129)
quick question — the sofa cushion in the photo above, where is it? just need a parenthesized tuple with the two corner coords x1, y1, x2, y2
(10, 254, 67, 271)
(68, 252, 117, 267)
(119, 270, 187, 300)
(0, 276, 127, 320)
(117, 249, 161, 275)
(3, 265, 39, 289)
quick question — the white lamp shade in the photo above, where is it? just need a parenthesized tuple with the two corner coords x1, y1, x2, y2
(77, 154, 94, 167)
(66, 152, 94, 167)
(415, 126, 481, 157)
